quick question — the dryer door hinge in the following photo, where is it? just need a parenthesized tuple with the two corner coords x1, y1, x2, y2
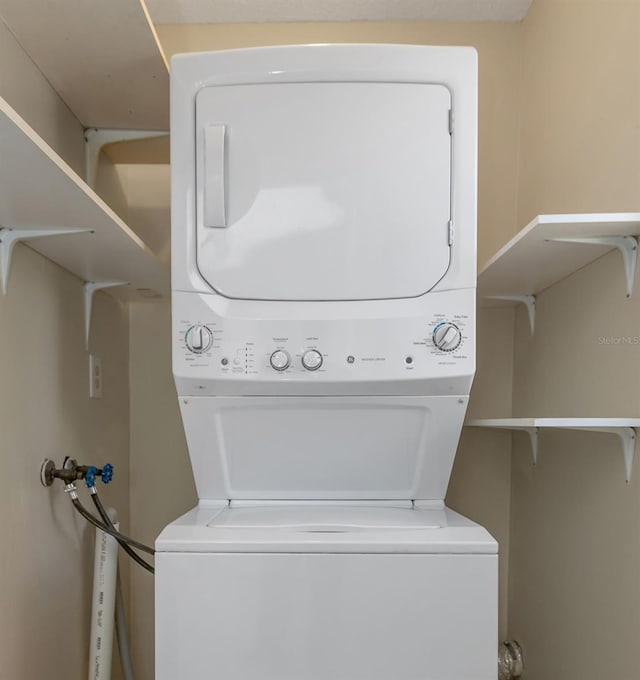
(448, 109, 454, 135)
(448, 219, 454, 246)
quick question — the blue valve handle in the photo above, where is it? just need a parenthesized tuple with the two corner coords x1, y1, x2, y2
(83, 464, 113, 487)
(100, 463, 114, 484)
(84, 466, 98, 488)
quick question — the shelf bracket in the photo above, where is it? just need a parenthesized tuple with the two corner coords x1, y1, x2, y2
(484, 294, 536, 334)
(565, 426, 637, 483)
(84, 281, 128, 349)
(512, 427, 539, 466)
(0, 227, 93, 295)
(547, 235, 638, 298)
(84, 128, 168, 189)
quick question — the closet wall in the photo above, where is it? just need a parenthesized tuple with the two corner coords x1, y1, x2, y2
(507, 1, 640, 678)
(0, 19, 83, 174)
(0, 18, 130, 680)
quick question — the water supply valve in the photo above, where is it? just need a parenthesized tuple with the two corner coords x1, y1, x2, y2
(40, 458, 114, 487)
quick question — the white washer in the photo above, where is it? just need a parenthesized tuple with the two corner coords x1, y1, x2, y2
(160, 44, 497, 679)
(158, 504, 496, 679)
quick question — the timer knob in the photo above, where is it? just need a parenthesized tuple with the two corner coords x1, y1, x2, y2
(302, 349, 323, 371)
(432, 322, 462, 352)
(270, 350, 291, 371)
(185, 325, 213, 354)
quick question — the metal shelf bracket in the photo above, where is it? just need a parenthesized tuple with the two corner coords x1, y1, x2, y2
(84, 128, 167, 189)
(566, 426, 637, 483)
(84, 280, 128, 349)
(547, 235, 638, 298)
(0, 227, 93, 295)
(484, 294, 536, 334)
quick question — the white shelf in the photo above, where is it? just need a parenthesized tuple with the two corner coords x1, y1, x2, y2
(468, 417, 640, 428)
(479, 213, 640, 299)
(0, 0, 168, 129)
(0, 94, 169, 303)
(467, 418, 640, 482)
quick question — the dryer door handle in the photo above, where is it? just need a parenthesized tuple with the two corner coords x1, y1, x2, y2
(203, 124, 227, 227)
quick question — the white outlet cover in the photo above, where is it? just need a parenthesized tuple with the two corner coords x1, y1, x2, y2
(89, 354, 102, 399)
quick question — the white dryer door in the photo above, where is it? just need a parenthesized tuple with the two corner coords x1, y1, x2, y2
(195, 81, 452, 301)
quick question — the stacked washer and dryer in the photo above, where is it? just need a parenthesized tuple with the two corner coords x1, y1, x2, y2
(157, 44, 498, 679)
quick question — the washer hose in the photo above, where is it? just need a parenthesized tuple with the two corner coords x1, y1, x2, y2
(66, 486, 155, 555)
(90, 489, 154, 574)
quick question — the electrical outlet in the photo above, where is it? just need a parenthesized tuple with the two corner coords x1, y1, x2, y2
(89, 355, 102, 399)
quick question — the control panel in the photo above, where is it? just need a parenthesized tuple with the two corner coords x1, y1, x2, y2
(173, 289, 474, 395)
(177, 316, 471, 372)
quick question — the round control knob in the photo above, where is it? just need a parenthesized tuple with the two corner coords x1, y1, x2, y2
(432, 322, 462, 352)
(270, 350, 291, 371)
(302, 349, 323, 371)
(185, 325, 213, 354)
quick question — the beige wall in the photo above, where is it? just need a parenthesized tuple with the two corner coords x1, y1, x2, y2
(115, 164, 171, 265)
(129, 302, 194, 680)
(508, 1, 640, 678)
(0, 244, 130, 680)
(517, 0, 640, 226)
(448, 306, 515, 638)
(0, 23, 131, 680)
(0, 18, 85, 175)
(509, 254, 640, 680)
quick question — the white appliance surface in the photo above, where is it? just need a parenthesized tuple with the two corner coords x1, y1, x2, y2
(162, 44, 492, 680)
(207, 503, 444, 529)
(171, 44, 477, 298)
(172, 289, 475, 397)
(157, 502, 497, 553)
(169, 44, 478, 504)
(178, 395, 469, 501)
(156, 506, 498, 680)
(195, 81, 452, 301)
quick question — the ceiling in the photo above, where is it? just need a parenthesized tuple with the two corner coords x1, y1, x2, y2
(145, 0, 533, 24)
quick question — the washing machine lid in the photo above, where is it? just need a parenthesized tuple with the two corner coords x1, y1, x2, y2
(195, 80, 452, 301)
